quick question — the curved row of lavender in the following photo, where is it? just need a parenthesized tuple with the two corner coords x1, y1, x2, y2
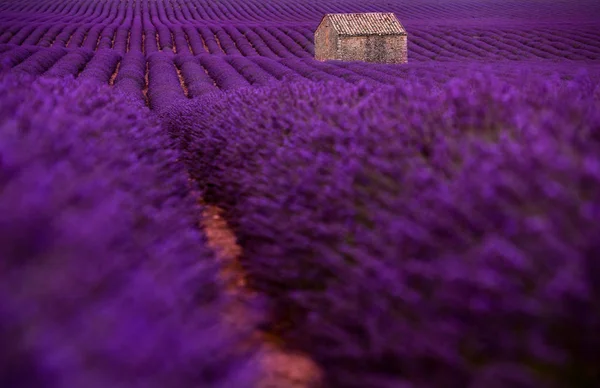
(164, 70, 600, 387)
(0, 74, 262, 388)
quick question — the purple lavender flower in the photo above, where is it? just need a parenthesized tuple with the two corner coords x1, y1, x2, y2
(0, 74, 261, 388)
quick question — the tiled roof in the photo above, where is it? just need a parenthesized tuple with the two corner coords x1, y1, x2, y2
(323, 12, 406, 36)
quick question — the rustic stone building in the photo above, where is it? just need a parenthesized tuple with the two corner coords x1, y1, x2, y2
(314, 12, 408, 64)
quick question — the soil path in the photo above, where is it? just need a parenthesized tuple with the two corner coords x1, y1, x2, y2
(200, 204, 323, 388)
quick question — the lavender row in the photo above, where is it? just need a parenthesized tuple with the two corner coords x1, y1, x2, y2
(0, 74, 262, 388)
(147, 51, 187, 110)
(11, 47, 67, 76)
(0, 0, 133, 26)
(44, 49, 93, 78)
(78, 49, 121, 83)
(3, 0, 598, 24)
(0, 46, 37, 70)
(174, 55, 220, 98)
(163, 70, 600, 387)
(198, 54, 251, 90)
(113, 51, 147, 105)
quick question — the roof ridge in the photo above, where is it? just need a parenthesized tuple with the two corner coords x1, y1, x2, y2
(323, 12, 407, 36)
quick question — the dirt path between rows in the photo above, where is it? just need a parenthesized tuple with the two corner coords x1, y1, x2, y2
(200, 204, 323, 388)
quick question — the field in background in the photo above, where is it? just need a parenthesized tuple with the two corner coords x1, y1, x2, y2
(1, 0, 599, 109)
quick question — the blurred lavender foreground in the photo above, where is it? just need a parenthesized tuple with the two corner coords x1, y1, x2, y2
(164, 71, 600, 388)
(0, 75, 261, 388)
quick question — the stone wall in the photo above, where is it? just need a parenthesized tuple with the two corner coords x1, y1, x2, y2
(336, 34, 407, 64)
(315, 22, 408, 64)
(314, 21, 337, 61)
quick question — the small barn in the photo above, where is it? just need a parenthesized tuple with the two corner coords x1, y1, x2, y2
(314, 12, 408, 64)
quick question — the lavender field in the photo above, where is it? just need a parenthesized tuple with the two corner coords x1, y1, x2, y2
(1, 0, 600, 387)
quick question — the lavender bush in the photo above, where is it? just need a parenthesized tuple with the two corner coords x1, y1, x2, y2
(165, 71, 600, 387)
(0, 74, 261, 388)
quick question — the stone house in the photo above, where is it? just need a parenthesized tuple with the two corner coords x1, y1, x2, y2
(314, 12, 408, 64)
